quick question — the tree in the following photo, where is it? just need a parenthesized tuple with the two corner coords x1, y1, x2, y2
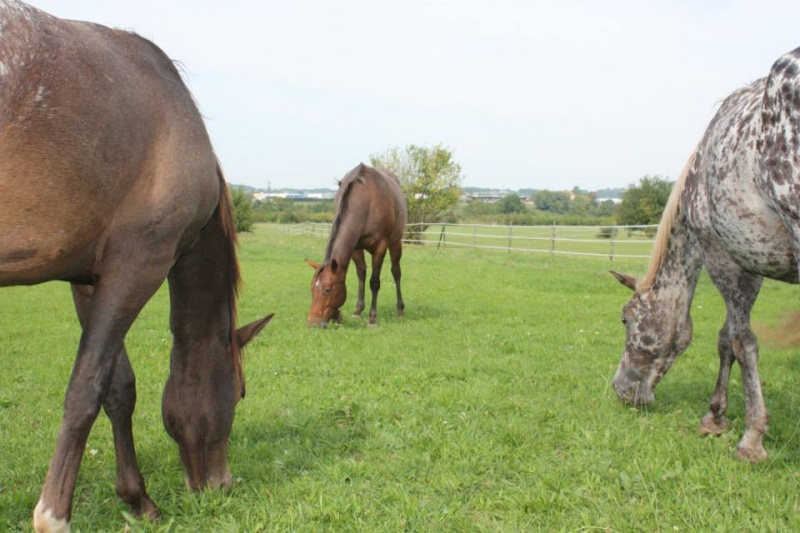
(568, 193, 593, 216)
(531, 190, 570, 214)
(370, 143, 463, 239)
(615, 175, 673, 227)
(593, 199, 618, 218)
(498, 193, 526, 214)
(230, 186, 254, 233)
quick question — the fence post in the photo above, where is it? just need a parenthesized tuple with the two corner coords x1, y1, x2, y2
(281, 221, 657, 260)
(609, 226, 616, 261)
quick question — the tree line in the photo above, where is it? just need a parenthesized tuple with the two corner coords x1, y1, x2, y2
(230, 144, 674, 234)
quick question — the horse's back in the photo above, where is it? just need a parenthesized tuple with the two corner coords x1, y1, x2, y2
(371, 165, 407, 233)
(687, 48, 800, 282)
(353, 164, 406, 246)
(760, 48, 800, 255)
(0, 1, 219, 286)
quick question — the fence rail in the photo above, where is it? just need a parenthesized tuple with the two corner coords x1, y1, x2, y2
(281, 222, 658, 260)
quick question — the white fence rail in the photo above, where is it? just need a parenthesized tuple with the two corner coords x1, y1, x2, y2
(281, 222, 658, 260)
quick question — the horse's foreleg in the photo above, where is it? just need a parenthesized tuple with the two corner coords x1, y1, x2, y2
(731, 329, 769, 462)
(34, 266, 166, 532)
(33, 331, 116, 533)
(700, 324, 734, 436)
(367, 246, 388, 326)
(103, 349, 159, 519)
(70, 284, 157, 520)
(703, 261, 766, 461)
(352, 249, 367, 317)
(389, 240, 404, 318)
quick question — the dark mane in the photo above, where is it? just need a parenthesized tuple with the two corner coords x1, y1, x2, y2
(215, 162, 244, 390)
(640, 149, 696, 289)
(325, 165, 367, 260)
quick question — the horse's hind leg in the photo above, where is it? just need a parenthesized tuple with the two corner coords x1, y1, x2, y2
(389, 240, 404, 318)
(352, 249, 367, 317)
(71, 284, 158, 520)
(699, 318, 735, 436)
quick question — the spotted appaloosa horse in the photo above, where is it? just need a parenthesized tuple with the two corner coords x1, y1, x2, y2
(611, 46, 800, 462)
(0, 2, 272, 531)
(307, 163, 406, 327)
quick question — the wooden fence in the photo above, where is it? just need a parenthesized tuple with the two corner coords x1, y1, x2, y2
(281, 222, 658, 260)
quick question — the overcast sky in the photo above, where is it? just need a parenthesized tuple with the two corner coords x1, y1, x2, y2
(32, 1, 800, 191)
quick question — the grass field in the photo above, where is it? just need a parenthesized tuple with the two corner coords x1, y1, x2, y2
(3, 223, 800, 531)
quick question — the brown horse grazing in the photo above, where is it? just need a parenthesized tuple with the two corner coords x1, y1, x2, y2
(307, 163, 406, 327)
(0, 2, 272, 531)
(611, 46, 800, 462)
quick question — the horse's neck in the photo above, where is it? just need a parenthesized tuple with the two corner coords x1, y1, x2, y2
(324, 223, 354, 265)
(649, 214, 704, 312)
(327, 203, 367, 266)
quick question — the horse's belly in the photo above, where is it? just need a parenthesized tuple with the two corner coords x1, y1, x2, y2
(0, 229, 93, 285)
(711, 203, 798, 282)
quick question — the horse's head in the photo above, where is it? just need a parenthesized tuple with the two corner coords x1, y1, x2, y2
(162, 314, 273, 491)
(610, 271, 693, 407)
(306, 258, 347, 327)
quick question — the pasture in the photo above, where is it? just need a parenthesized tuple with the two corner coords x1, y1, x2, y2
(2, 223, 800, 531)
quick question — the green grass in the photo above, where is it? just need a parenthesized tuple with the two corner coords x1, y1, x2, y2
(3, 223, 800, 531)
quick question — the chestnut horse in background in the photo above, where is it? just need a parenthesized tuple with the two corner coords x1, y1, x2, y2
(0, 2, 272, 531)
(307, 163, 407, 327)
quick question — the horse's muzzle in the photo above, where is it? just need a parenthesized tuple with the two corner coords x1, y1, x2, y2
(613, 368, 655, 406)
(307, 309, 342, 328)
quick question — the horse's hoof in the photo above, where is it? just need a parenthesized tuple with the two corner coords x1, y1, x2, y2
(699, 412, 729, 436)
(129, 496, 160, 522)
(736, 444, 768, 463)
(142, 504, 160, 522)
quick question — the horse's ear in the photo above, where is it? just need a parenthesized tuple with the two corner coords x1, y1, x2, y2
(330, 259, 339, 273)
(306, 259, 321, 270)
(610, 270, 637, 291)
(237, 313, 274, 348)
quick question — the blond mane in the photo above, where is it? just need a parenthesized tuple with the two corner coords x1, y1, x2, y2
(639, 150, 697, 289)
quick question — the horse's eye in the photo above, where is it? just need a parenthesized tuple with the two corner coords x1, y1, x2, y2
(323, 288, 332, 296)
(621, 317, 628, 325)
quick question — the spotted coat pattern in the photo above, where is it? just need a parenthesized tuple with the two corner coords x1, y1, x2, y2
(612, 47, 800, 462)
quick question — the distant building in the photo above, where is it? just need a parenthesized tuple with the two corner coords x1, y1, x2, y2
(252, 191, 335, 201)
(596, 197, 623, 204)
(463, 191, 515, 203)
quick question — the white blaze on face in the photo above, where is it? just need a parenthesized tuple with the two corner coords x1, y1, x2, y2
(33, 499, 70, 533)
